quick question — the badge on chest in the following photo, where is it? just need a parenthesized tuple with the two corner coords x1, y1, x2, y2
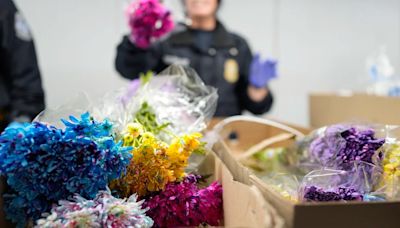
(224, 58, 239, 83)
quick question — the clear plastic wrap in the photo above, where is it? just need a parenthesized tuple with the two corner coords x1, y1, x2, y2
(375, 143, 400, 199)
(260, 173, 300, 202)
(33, 92, 92, 128)
(303, 124, 386, 173)
(298, 123, 400, 202)
(34, 65, 217, 143)
(114, 65, 218, 140)
(300, 169, 365, 202)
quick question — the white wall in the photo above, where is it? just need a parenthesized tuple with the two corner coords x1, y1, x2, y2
(14, 0, 400, 126)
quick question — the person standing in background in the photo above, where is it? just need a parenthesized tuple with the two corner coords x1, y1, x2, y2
(116, 0, 275, 117)
(0, 0, 45, 131)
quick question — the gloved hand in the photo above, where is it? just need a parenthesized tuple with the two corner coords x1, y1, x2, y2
(249, 53, 278, 88)
(127, 0, 175, 49)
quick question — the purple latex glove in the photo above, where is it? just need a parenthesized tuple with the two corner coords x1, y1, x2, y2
(249, 53, 278, 88)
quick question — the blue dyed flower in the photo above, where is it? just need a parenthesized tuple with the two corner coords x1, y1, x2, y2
(0, 113, 132, 227)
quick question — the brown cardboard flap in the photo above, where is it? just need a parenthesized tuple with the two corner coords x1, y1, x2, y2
(198, 151, 281, 228)
(293, 201, 400, 228)
(210, 118, 310, 156)
(213, 140, 253, 185)
(310, 92, 400, 128)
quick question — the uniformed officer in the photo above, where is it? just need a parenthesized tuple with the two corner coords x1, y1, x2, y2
(0, 0, 45, 131)
(116, 0, 273, 117)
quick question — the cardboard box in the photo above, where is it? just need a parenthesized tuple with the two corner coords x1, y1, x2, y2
(198, 152, 283, 227)
(310, 92, 400, 128)
(0, 152, 280, 228)
(209, 117, 310, 156)
(212, 118, 400, 228)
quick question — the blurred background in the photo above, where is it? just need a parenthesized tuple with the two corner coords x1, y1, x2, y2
(14, 0, 400, 126)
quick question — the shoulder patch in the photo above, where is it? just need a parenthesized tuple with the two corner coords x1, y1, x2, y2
(14, 12, 32, 41)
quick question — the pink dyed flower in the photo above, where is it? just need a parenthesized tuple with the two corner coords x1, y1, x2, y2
(127, 0, 175, 49)
(143, 174, 223, 227)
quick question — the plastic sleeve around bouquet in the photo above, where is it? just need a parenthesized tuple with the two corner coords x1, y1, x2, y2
(260, 173, 300, 202)
(303, 124, 385, 172)
(116, 65, 218, 140)
(375, 142, 400, 199)
(299, 160, 383, 202)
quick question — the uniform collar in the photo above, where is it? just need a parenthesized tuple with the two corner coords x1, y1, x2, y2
(170, 21, 235, 48)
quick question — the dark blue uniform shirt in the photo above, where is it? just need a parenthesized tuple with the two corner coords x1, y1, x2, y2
(0, 0, 45, 129)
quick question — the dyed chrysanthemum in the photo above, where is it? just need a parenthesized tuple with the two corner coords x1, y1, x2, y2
(309, 125, 385, 170)
(35, 190, 153, 228)
(378, 143, 400, 198)
(143, 174, 223, 227)
(303, 185, 363, 202)
(127, 0, 175, 48)
(110, 122, 204, 197)
(0, 113, 132, 227)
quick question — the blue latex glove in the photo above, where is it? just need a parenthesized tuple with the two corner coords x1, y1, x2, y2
(249, 53, 278, 88)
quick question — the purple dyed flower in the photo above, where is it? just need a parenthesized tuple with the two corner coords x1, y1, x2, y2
(303, 185, 363, 202)
(143, 174, 223, 227)
(127, 0, 175, 49)
(309, 125, 385, 170)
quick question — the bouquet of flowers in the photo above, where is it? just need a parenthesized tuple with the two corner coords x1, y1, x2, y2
(0, 65, 223, 227)
(0, 113, 132, 227)
(126, 0, 175, 48)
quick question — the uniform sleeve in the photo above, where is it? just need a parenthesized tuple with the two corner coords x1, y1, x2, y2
(115, 36, 164, 80)
(237, 38, 273, 115)
(2, 1, 45, 121)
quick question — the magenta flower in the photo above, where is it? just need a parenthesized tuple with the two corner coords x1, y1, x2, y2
(143, 174, 223, 227)
(127, 0, 175, 49)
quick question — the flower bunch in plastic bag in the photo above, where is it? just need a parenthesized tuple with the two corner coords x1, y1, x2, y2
(35, 189, 153, 228)
(0, 113, 132, 226)
(377, 143, 400, 199)
(300, 169, 364, 202)
(110, 122, 204, 197)
(299, 161, 384, 203)
(127, 0, 174, 48)
(308, 124, 385, 172)
(143, 174, 223, 227)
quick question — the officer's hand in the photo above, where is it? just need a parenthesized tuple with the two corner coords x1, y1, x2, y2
(248, 86, 269, 102)
(249, 53, 278, 88)
(127, 0, 174, 49)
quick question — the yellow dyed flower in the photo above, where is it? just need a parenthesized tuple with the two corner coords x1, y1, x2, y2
(123, 134, 134, 147)
(111, 123, 205, 197)
(141, 132, 156, 145)
(378, 144, 400, 199)
(125, 122, 144, 138)
(183, 133, 202, 151)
